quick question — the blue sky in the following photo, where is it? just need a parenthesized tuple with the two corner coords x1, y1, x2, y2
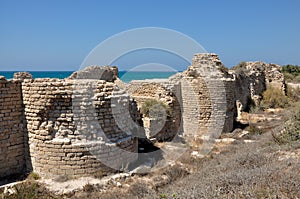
(0, 0, 299, 71)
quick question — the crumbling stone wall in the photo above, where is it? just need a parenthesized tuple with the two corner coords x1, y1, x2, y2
(127, 80, 181, 141)
(0, 76, 26, 178)
(264, 63, 285, 91)
(21, 72, 138, 178)
(0, 56, 288, 179)
(180, 54, 231, 142)
(230, 61, 285, 112)
(127, 54, 234, 144)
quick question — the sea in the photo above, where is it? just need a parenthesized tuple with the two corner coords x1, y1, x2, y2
(0, 71, 177, 83)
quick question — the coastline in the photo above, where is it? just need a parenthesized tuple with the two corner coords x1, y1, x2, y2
(0, 71, 178, 83)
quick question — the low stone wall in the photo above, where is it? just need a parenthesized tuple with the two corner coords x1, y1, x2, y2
(0, 77, 26, 178)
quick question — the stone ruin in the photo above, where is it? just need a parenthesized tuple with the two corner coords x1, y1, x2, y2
(0, 68, 138, 179)
(0, 53, 285, 179)
(230, 61, 285, 118)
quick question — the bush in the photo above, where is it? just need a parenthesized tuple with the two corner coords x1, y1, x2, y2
(282, 64, 300, 83)
(283, 72, 294, 82)
(140, 99, 171, 118)
(1, 181, 55, 199)
(261, 87, 290, 109)
(286, 85, 300, 102)
(27, 172, 40, 180)
(282, 64, 300, 76)
(273, 104, 300, 144)
(294, 75, 300, 83)
(82, 183, 94, 192)
(246, 125, 263, 136)
(231, 61, 250, 77)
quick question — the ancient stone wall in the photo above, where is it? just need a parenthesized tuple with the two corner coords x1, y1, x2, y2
(230, 61, 285, 112)
(0, 57, 288, 179)
(180, 54, 231, 143)
(21, 74, 137, 178)
(127, 54, 234, 144)
(264, 63, 285, 91)
(0, 76, 26, 178)
(127, 80, 181, 141)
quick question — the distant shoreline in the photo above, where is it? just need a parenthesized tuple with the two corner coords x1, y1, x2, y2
(0, 71, 178, 83)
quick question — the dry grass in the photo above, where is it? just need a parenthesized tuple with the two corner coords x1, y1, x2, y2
(156, 135, 300, 198)
(2, 108, 300, 199)
(0, 180, 56, 199)
(70, 128, 300, 198)
(261, 87, 290, 109)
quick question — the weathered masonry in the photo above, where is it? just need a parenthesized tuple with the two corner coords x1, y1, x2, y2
(0, 67, 138, 178)
(0, 76, 25, 178)
(0, 53, 285, 179)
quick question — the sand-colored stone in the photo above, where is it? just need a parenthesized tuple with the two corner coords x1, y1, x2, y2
(0, 53, 287, 179)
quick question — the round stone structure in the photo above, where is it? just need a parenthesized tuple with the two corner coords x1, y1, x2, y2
(22, 71, 138, 178)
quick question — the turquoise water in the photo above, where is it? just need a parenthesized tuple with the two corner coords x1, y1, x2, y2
(0, 71, 74, 79)
(119, 71, 176, 83)
(0, 71, 177, 83)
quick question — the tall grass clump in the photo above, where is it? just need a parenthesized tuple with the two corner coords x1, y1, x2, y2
(261, 87, 289, 109)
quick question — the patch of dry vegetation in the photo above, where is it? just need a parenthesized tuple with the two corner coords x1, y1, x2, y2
(0, 180, 56, 199)
(71, 113, 300, 198)
(2, 91, 300, 199)
(2, 129, 300, 199)
(261, 87, 290, 109)
(140, 99, 171, 118)
(272, 103, 300, 144)
(282, 64, 300, 83)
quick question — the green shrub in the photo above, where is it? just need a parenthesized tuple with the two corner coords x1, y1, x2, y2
(282, 64, 300, 76)
(282, 64, 300, 83)
(140, 99, 171, 118)
(261, 87, 290, 109)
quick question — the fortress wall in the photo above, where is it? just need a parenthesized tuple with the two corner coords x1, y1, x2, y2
(127, 54, 236, 143)
(223, 79, 236, 132)
(0, 58, 287, 179)
(0, 77, 26, 178)
(231, 61, 285, 112)
(22, 77, 137, 178)
(181, 54, 232, 142)
(128, 81, 181, 141)
(180, 75, 212, 140)
(265, 63, 286, 91)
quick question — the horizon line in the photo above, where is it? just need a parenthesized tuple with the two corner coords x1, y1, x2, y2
(0, 70, 180, 72)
